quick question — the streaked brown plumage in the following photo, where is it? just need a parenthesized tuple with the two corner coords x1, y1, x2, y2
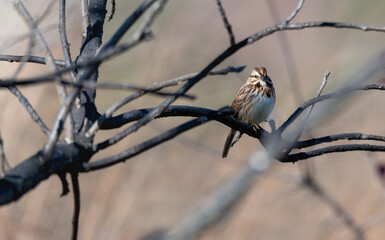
(222, 66, 276, 158)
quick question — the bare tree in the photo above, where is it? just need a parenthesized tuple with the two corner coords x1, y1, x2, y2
(0, 0, 384, 239)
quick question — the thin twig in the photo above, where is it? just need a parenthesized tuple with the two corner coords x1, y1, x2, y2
(0, 54, 66, 67)
(285, 0, 305, 23)
(107, 0, 116, 21)
(3, 36, 51, 136)
(215, 0, 235, 46)
(70, 171, 80, 240)
(0, 78, 194, 98)
(283, 144, 385, 162)
(307, 70, 330, 116)
(80, 0, 90, 38)
(290, 70, 331, 144)
(5, 84, 51, 135)
(295, 133, 385, 149)
(85, 65, 245, 138)
(58, 0, 76, 82)
(59, 0, 75, 143)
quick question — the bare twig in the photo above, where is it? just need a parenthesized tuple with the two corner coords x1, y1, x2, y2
(107, 0, 116, 21)
(59, 0, 75, 143)
(290, 70, 331, 144)
(3, 36, 51, 136)
(85, 65, 245, 138)
(307, 70, 330, 116)
(295, 132, 385, 149)
(0, 78, 194, 98)
(5, 84, 51, 135)
(285, 0, 305, 23)
(284, 144, 385, 162)
(215, 0, 235, 46)
(0, 54, 66, 67)
(58, 0, 76, 82)
(80, 0, 90, 38)
(247, 21, 385, 45)
(70, 171, 80, 240)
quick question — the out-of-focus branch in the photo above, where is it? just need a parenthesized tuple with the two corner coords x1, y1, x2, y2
(2, 41, 51, 136)
(5, 84, 51, 135)
(215, 0, 235, 46)
(12, 0, 74, 155)
(0, 78, 195, 99)
(161, 151, 272, 240)
(12, 0, 69, 102)
(0, 55, 66, 67)
(303, 176, 365, 240)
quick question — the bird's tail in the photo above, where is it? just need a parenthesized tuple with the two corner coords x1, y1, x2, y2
(222, 129, 236, 158)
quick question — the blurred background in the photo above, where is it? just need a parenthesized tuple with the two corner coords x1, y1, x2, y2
(0, 0, 385, 239)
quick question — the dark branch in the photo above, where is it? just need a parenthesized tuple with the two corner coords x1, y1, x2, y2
(215, 0, 235, 46)
(283, 144, 385, 162)
(0, 143, 91, 206)
(82, 107, 234, 171)
(295, 133, 385, 149)
(71, 171, 80, 240)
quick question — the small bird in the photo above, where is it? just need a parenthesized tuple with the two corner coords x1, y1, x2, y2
(222, 66, 276, 158)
